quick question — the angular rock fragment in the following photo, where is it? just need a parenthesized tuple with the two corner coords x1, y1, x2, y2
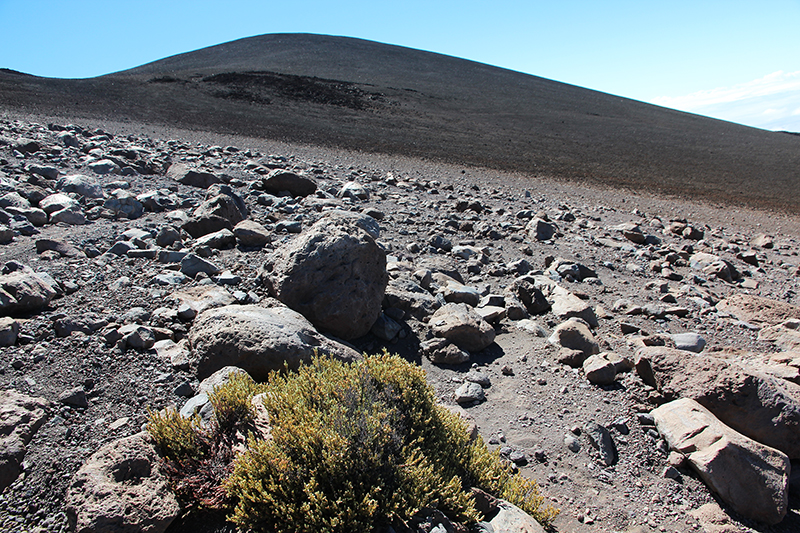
(0, 261, 57, 315)
(652, 398, 788, 525)
(430, 303, 495, 352)
(548, 319, 599, 366)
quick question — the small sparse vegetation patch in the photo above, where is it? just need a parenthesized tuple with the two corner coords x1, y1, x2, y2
(147, 352, 558, 532)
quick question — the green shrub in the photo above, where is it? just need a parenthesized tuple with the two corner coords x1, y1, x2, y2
(147, 408, 205, 461)
(207, 371, 264, 431)
(148, 352, 559, 531)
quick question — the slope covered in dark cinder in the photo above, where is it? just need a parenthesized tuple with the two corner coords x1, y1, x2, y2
(1, 33, 798, 211)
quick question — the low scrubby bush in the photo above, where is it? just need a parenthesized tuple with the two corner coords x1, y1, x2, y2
(148, 352, 558, 532)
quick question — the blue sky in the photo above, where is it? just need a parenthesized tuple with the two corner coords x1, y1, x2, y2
(1, 0, 799, 131)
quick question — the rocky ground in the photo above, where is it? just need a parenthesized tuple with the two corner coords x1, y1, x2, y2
(1, 111, 800, 533)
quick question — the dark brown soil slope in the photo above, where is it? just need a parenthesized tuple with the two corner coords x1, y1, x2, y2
(1, 33, 798, 211)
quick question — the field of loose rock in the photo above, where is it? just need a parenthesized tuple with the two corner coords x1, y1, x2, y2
(2, 113, 800, 533)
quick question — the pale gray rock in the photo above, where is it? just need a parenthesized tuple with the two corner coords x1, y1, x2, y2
(337, 181, 370, 201)
(584, 421, 617, 466)
(59, 174, 103, 198)
(54, 313, 108, 337)
(103, 191, 144, 219)
(652, 398, 789, 525)
(264, 211, 387, 340)
(88, 159, 121, 175)
(758, 319, 800, 351)
(180, 254, 221, 277)
(0, 316, 19, 346)
(504, 276, 550, 315)
(58, 387, 89, 408)
(550, 286, 598, 327)
(526, 217, 558, 241)
(671, 332, 706, 353)
(370, 313, 402, 341)
(155, 226, 182, 248)
(154, 339, 192, 370)
(66, 433, 180, 533)
(39, 193, 79, 214)
(515, 319, 548, 337)
(58, 131, 80, 148)
(198, 366, 251, 395)
(430, 303, 496, 352)
(476, 305, 505, 323)
(466, 370, 491, 387)
(117, 324, 156, 350)
(454, 382, 485, 404)
(194, 228, 235, 249)
(50, 207, 87, 225)
(582, 353, 618, 385)
(0, 224, 12, 245)
(190, 304, 360, 380)
(717, 293, 800, 326)
(0, 192, 30, 209)
(6, 206, 47, 227)
(440, 281, 481, 307)
(170, 286, 236, 315)
(0, 390, 49, 491)
(383, 278, 441, 321)
(488, 500, 546, 533)
(183, 186, 247, 238)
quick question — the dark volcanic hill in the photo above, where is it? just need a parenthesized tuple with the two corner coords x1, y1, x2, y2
(1, 33, 798, 210)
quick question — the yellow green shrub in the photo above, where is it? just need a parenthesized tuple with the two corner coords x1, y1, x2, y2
(148, 352, 558, 531)
(146, 408, 205, 461)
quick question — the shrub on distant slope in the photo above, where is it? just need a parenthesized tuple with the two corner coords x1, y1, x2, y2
(148, 352, 558, 532)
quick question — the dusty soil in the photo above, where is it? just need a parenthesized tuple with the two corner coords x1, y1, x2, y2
(1, 109, 799, 533)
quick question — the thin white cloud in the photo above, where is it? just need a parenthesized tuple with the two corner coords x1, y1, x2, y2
(651, 71, 800, 131)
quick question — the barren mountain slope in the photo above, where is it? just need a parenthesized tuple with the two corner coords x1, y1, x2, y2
(1, 33, 799, 211)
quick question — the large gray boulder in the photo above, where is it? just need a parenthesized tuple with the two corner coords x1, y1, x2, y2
(190, 304, 360, 380)
(0, 391, 49, 491)
(430, 303, 496, 352)
(0, 261, 58, 315)
(636, 346, 800, 459)
(550, 286, 598, 327)
(264, 211, 387, 340)
(652, 399, 789, 525)
(66, 432, 180, 533)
